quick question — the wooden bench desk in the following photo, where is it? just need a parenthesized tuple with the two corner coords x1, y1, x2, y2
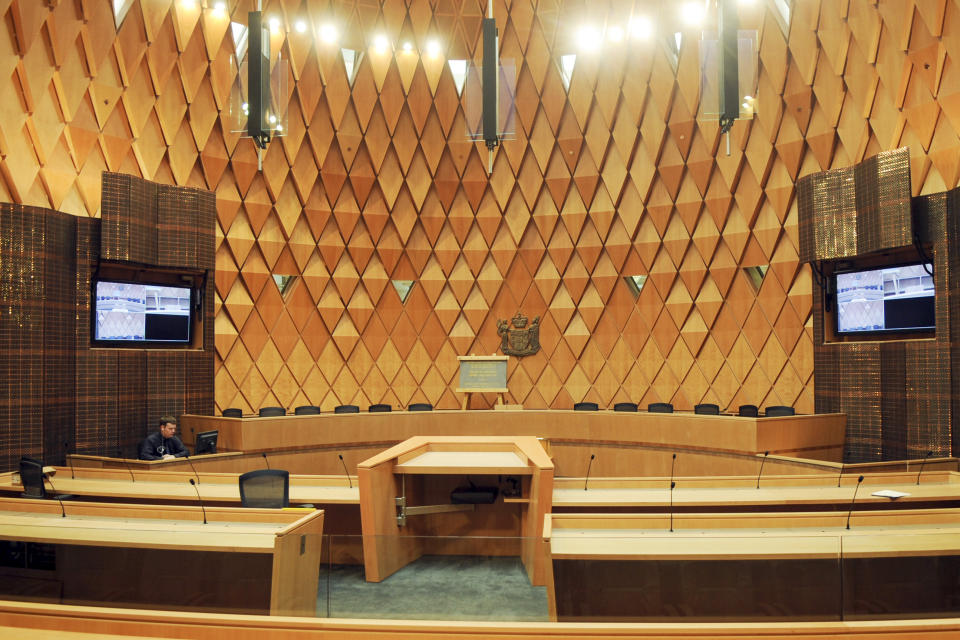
(0, 497, 324, 616)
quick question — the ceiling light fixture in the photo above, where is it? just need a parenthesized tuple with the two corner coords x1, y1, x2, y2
(319, 23, 338, 44)
(426, 39, 441, 58)
(576, 25, 601, 52)
(294, 20, 307, 34)
(680, 1, 707, 27)
(373, 34, 389, 52)
(629, 16, 653, 40)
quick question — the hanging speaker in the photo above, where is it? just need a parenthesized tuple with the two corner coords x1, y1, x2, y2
(247, 11, 271, 149)
(481, 16, 499, 150)
(717, 0, 740, 131)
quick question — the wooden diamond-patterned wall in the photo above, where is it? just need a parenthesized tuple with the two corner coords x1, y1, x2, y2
(4, 1, 960, 425)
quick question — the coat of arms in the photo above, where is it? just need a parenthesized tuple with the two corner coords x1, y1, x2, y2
(497, 313, 540, 357)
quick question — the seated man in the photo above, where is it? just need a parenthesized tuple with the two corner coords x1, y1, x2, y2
(138, 416, 187, 460)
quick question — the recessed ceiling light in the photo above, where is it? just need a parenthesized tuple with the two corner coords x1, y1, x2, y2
(629, 16, 653, 40)
(576, 25, 601, 52)
(680, 1, 706, 27)
(268, 17, 280, 32)
(607, 26, 624, 43)
(294, 20, 307, 34)
(319, 23, 338, 44)
(373, 34, 389, 52)
(402, 41, 413, 52)
(426, 39, 441, 57)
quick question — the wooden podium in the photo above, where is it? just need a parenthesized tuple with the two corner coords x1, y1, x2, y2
(357, 436, 553, 585)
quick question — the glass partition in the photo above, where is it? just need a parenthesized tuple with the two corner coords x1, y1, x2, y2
(1, 531, 958, 621)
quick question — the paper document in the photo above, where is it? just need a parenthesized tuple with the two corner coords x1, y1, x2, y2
(871, 489, 910, 499)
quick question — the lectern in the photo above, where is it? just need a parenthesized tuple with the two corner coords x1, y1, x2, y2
(357, 436, 553, 584)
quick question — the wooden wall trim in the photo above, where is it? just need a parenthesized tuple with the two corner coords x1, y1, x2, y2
(2, 600, 960, 640)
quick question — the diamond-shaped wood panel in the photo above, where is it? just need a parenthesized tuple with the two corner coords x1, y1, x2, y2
(7, 1, 960, 415)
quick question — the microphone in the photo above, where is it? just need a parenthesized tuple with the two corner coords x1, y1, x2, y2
(845, 475, 864, 530)
(916, 450, 933, 485)
(338, 454, 353, 489)
(669, 481, 676, 532)
(756, 451, 769, 489)
(64, 441, 75, 479)
(44, 473, 66, 518)
(584, 454, 595, 491)
(669, 453, 676, 489)
(262, 452, 271, 470)
(117, 448, 136, 482)
(183, 451, 200, 485)
(189, 478, 207, 524)
(837, 451, 846, 487)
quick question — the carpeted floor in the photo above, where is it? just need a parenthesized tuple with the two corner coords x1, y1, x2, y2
(317, 555, 549, 621)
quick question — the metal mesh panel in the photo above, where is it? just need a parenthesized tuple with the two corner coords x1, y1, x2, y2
(854, 148, 913, 255)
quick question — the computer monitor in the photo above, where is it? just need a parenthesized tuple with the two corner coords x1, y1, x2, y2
(195, 430, 218, 455)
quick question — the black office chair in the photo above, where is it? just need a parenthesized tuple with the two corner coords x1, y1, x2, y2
(648, 402, 674, 413)
(738, 404, 759, 417)
(294, 405, 321, 415)
(238, 469, 290, 508)
(613, 402, 638, 412)
(258, 406, 286, 417)
(574, 402, 599, 411)
(334, 404, 359, 414)
(222, 408, 243, 418)
(764, 405, 795, 417)
(408, 403, 433, 411)
(694, 403, 720, 415)
(19, 457, 71, 500)
(368, 404, 392, 412)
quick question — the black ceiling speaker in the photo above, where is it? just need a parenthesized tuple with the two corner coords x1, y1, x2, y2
(718, 0, 740, 135)
(482, 1, 499, 172)
(247, 11, 271, 149)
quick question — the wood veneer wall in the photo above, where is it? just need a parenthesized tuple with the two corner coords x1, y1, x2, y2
(1, 2, 959, 438)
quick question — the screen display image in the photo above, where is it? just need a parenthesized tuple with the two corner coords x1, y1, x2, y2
(835, 263, 935, 334)
(94, 281, 192, 343)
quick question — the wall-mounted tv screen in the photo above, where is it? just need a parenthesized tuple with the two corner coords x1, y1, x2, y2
(93, 280, 192, 344)
(834, 262, 935, 335)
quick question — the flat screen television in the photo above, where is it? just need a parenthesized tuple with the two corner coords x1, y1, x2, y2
(93, 279, 192, 344)
(195, 430, 218, 455)
(834, 262, 935, 335)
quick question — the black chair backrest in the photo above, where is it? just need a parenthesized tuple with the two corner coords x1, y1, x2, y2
(694, 403, 720, 415)
(258, 406, 286, 417)
(574, 402, 599, 411)
(239, 469, 290, 508)
(738, 404, 759, 417)
(19, 457, 46, 499)
(334, 404, 360, 414)
(613, 402, 638, 412)
(408, 403, 433, 411)
(294, 405, 321, 415)
(222, 408, 243, 418)
(764, 405, 795, 417)
(648, 402, 674, 413)
(368, 404, 392, 412)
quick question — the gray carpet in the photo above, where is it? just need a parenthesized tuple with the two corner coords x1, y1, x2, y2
(318, 555, 549, 621)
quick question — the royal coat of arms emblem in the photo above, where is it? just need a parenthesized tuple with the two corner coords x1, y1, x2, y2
(497, 313, 541, 357)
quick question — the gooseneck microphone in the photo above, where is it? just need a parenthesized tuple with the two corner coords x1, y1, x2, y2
(262, 452, 271, 470)
(117, 448, 136, 482)
(183, 451, 200, 485)
(189, 478, 207, 524)
(669, 481, 676, 532)
(916, 450, 933, 485)
(64, 441, 75, 479)
(44, 473, 66, 518)
(584, 454, 595, 491)
(669, 453, 676, 489)
(756, 451, 769, 489)
(845, 475, 865, 530)
(837, 453, 845, 487)
(338, 454, 353, 489)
